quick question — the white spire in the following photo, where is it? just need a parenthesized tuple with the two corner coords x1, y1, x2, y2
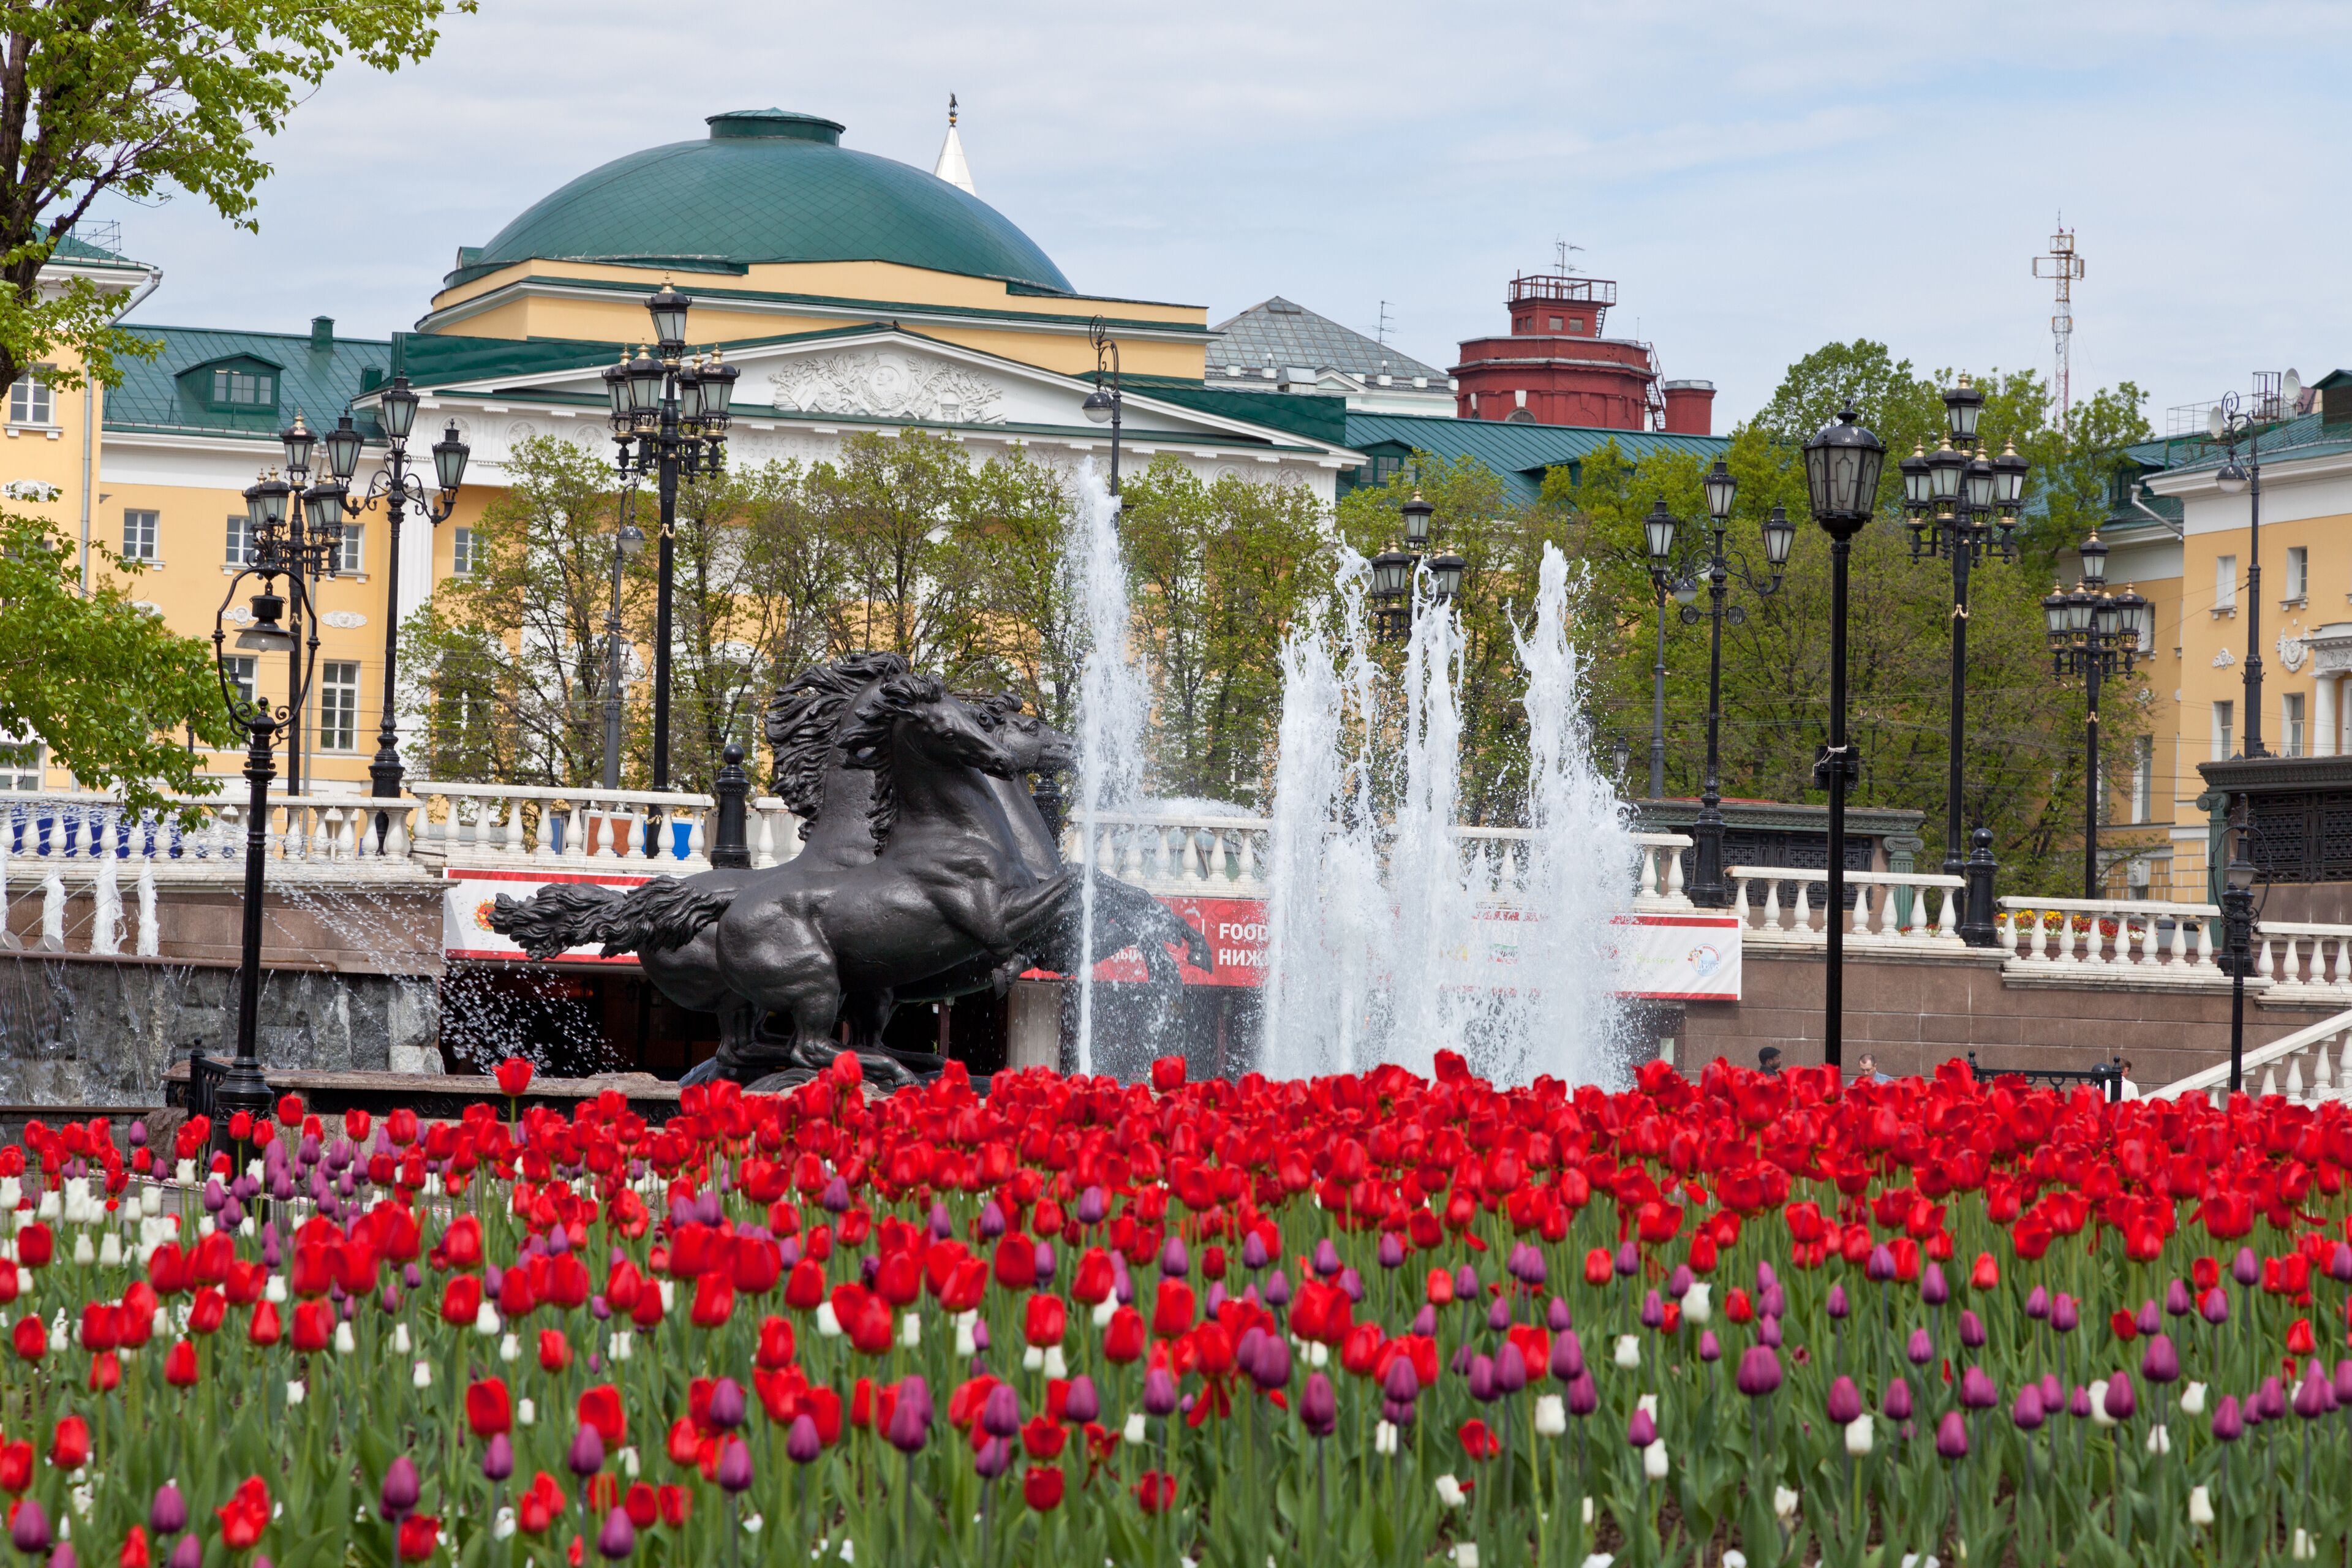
(933, 92, 974, 196)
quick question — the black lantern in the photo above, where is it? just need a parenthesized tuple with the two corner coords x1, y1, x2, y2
(1370, 546, 1417, 602)
(1964, 452, 1996, 513)
(1802, 407, 1886, 533)
(1761, 505, 1796, 572)
(646, 285, 692, 356)
(1899, 443, 1932, 513)
(2042, 584, 2070, 644)
(1992, 439, 2027, 512)
(700, 354, 738, 426)
(676, 360, 706, 425)
(625, 348, 665, 417)
(432, 422, 470, 497)
(1401, 492, 1434, 550)
(1643, 499, 1679, 563)
(2216, 460, 2250, 496)
(603, 353, 633, 420)
(379, 375, 419, 442)
(2078, 532, 2108, 587)
(1943, 376, 1983, 446)
(303, 481, 346, 540)
(2113, 585, 2150, 647)
(1928, 440, 1964, 507)
(280, 413, 316, 477)
(236, 589, 296, 653)
(323, 412, 365, 484)
(246, 472, 291, 529)
(1703, 458, 1736, 522)
(2064, 582, 2096, 636)
(1427, 552, 1468, 604)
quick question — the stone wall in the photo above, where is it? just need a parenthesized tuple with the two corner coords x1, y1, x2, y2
(0, 952, 440, 1106)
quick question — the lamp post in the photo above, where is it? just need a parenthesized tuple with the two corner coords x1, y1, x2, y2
(260, 416, 349, 796)
(2041, 534, 2150, 897)
(1802, 406, 1887, 1071)
(1367, 491, 1466, 644)
(603, 514, 647, 789)
(1663, 461, 1797, 904)
(1082, 317, 1124, 499)
(2209, 373, 2300, 758)
(603, 286, 738, 810)
(1896, 375, 2029, 943)
(317, 381, 470, 812)
(206, 472, 326, 1135)
(1639, 499, 1700, 801)
(2222, 794, 2258, 1093)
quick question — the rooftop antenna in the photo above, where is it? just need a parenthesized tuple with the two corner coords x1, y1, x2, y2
(2033, 219, 2085, 437)
(1554, 237, 1584, 274)
(1375, 300, 1393, 347)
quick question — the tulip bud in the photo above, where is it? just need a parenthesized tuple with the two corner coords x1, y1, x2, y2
(1494, 1343, 1527, 1395)
(380, 1455, 421, 1520)
(2189, 1485, 2215, 1528)
(484, 1433, 515, 1482)
(1643, 1442, 1669, 1480)
(1567, 1372, 1599, 1419)
(2136, 1298, 2161, 1336)
(1627, 1409, 1656, 1448)
(1683, 1283, 1711, 1324)
(1242, 1232, 1272, 1271)
(974, 1435, 1012, 1480)
(1826, 1284, 1849, 1320)
(1301, 1373, 1338, 1438)
(1934, 1411, 1968, 1460)
(1843, 1413, 1874, 1457)
(1547, 1296, 1573, 1332)
(1384, 1357, 1420, 1404)
(2012, 1385, 2045, 1430)
(2166, 1278, 2192, 1317)
(2143, 1335, 2180, 1385)
(1906, 1328, 1932, 1365)
(569, 1426, 606, 1477)
(1959, 1367, 1997, 1411)
(1959, 1310, 1985, 1349)
(1697, 1330, 1721, 1363)
(1921, 1264, 1948, 1306)
(9, 1501, 50, 1555)
(1666, 1265, 1692, 1300)
(2024, 1284, 2049, 1321)
(2052, 1294, 2079, 1333)
(2201, 1288, 2229, 1325)
(1144, 1367, 1180, 1417)
(1487, 1295, 1511, 1334)
(2295, 1366, 2330, 1420)
(596, 1506, 635, 1561)
(149, 1485, 186, 1536)
(1640, 1291, 1664, 1331)
(1883, 1378, 1912, 1421)
(1613, 1335, 1640, 1370)
(1374, 1234, 1402, 1272)
(786, 1415, 821, 1465)
(2212, 1393, 2243, 1442)
(1735, 1346, 1782, 1398)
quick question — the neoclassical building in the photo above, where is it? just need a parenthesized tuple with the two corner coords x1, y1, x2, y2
(18, 108, 1368, 793)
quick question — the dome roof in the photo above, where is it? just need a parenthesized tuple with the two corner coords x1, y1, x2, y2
(461, 110, 1072, 295)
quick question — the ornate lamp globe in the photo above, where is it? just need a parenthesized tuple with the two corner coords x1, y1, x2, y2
(1801, 408, 1886, 538)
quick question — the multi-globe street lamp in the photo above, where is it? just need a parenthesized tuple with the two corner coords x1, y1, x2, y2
(1638, 508, 1699, 802)
(248, 418, 349, 796)
(2209, 374, 2301, 759)
(2041, 533, 2150, 898)
(205, 472, 333, 1133)
(313, 383, 470, 813)
(1802, 406, 1888, 1071)
(1640, 461, 1797, 903)
(602, 286, 739, 805)
(1896, 375, 2029, 943)
(1368, 491, 1466, 644)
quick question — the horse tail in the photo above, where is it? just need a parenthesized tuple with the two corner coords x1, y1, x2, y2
(489, 879, 737, 960)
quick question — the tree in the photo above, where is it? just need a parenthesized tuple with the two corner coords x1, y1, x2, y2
(0, 0, 467, 397)
(943, 448, 1085, 730)
(0, 512, 233, 807)
(805, 432, 982, 674)
(1120, 458, 1331, 804)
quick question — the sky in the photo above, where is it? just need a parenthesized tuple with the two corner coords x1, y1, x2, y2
(83, 0, 2352, 433)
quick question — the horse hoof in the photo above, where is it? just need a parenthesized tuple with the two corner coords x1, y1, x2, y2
(678, 1057, 729, 1087)
(744, 1069, 819, 1094)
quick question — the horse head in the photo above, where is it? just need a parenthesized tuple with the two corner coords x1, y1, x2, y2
(965, 692, 1076, 775)
(836, 673, 1022, 847)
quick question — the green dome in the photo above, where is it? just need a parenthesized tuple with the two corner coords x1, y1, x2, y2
(461, 109, 1073, 294)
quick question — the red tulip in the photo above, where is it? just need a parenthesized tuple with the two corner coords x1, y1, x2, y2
(275, 1093, 306, 1128)
(11, 1314, 45, 1362)
(442, 1214, 484, 1270)
(48, 1416, 89, 1470)
(215, 1477, 269, 1550)
(0, 1439, 31, 1493)
(1151, 1280, 1196, 1338)
(496, 1057, 536, 1097)
(468, 1378, 513, 1438)
(441, 1275, 484, 1327)
(1023, 1464, 1066, 1512)
(247, 1301, 282, 1348)
(1103, 1306, 1146, 1363)
(579, 1384, 627, 1447)
(1025, 1294, 1068, 1348)
(395, 1513, 440, 1562)
(15, 1224, 51, 1269)
(1021, 1413, 1068, 1460)
(119, 1525, 150, 1568)
(539, 1329, 573, 1373)
(756, 1316, 796, 1370)
(164, 1339, 197, 1387)
(1458, 1418, 1501, 1461)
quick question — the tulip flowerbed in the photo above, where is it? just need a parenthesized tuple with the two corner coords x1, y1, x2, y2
(6, 1052, 2352, 1568)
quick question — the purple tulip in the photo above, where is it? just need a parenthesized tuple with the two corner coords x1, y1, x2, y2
(1826, 1376, 1863, 1424)
(2212, 1394, 2244, 1441)
(568, 1427, 605, 1477)
(1615, 1243, 1638, 1278)
(1242, 1231, 1271, 1272)
(1547, 1296, 1573, 1332)
(2023, 1284, 2049, 1321)
(483, 1433, 515, 1482)
(2141, 1335, 2180, 1385)
(1301, 1372, 1338, 1437)
(1907, 1328, 1934, 1365)
(1468, 1354, 1497, 1403)
(1264, 1271, 1292, 1311)
(1235, 1326, 1268, 1384)
(2295, 1366, 2331, 1420)
(1487, 1295, 1512, 1333)
(1667, 1264, 1692, 1300)
(2135, 1298, 2161, 1336)
(1627, 1409, 1657, 1448)
(1921, 1264, 1949, 1306)
(1160, 1237, 1190, 1278)
(1077, 1186, 1109, 1227)
(1251, 1337, 1292, 1393)
(380, 1455, 422, 1520)
(1409, 1304, 1436, 1338)
(982, 1383, 1020, 1439)
(2334, 1359, 2352, 1406)
(1758, 1315, 1782, 1349)
(1033, 1242, 1057, 1287)
(1494, 1343, 1528, 1395)
(1384, 1358, 1420, 1404)
(1375, 1234, 1403, 1272)
(706, 1377, 746, 1430)
(1736, 1346, 1783, 1397)
(1551, 1330, 1583, 1382)
(597, 1506, 636, 1560)
(1866, 1245, 1895, 1283)
(715, 1437, 753, 1494)
(1518, 1246, 1549, 1289)
(886, 1376, 932, 1453)
(2012, 1385, 2046, 1430)
(2333, 1244, 2352, 1285)
(1457, 1264, 1480, 1300)
(1884, 1378, 1913, 1420)
(1312, 1238, 1341, 1278)
(166, 1540, 200, 1568)
(786, 1414, 822, 1465)
(1145, 1367, 1181, 1416)
(1640, 1291, 1665, 1330)
(148, 1485, 187, 1536)
(974, 1436, 1013, 1480)
(1959, 1367, 1997, 1411)
(2234, 1247, 2261, 1286)
(1760, 1282, 1786, 1319)
(2202, 1287, 2230, 1325)
(1827, 1284, 1850, 1320)
(2260, 1376, 2287, 1421)
(51, 1545, 77, 1568)
(1697, 1329, 1722, 1363)
(10, 1501, 50, 1554)
(2068, 1385, 2092, 1420)
(2103, 1371, 2136, 1422)
(1065, 1374, 1101, 1423)
(1567, 1371, 1599, 1417)
(2165, 1278, 2192, 1317)
(2052, 1294, 2079, 1333)
(1935, 1411, 1969, 1460)
(979, 1201, 1006, 1240)
(971, 1319, 992, 1354)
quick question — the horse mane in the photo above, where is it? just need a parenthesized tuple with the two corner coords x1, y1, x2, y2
(763, 651, 910, 823)
(838, 671, 947, 849)
(955, 690, 1029, 728)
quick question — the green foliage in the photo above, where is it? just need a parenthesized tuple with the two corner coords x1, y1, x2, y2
(0, 0, 469, 394)
(0, 511, 233, 807)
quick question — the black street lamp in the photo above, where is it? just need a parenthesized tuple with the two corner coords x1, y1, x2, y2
(1639, 499, 1700, 801)
(1368, 491, 1464, 644)
(2209, 374, 2300, 759)
(207, 477, 328, 1136)
(257, 415, 350, 796)
(1083, 317, 1124, 499)
(1802, 405, 1887, 1071)
(605, 287, 737, 807)
(319, 382, 470, 818)
(2041, 533, 2150, 897)
(1681, 460, 1795, 905)
(2222, 795, 2258, 1095)
(1898, 375, 2028, 944)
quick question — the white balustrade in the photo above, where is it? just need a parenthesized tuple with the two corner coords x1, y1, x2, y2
(0, 793, 415, 873)
(1728, 864, 1967, 948)
(407, 782, 716, 870)
(1994, 896, 2221, 981)
(2155, 1003, 2352, 1105)
(1057, 812, 1270, 896)
(2250, 921, 2352, 1005)
(1629, 832, 1694, 910)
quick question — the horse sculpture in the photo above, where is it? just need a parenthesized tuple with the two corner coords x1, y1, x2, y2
(489, 652, 1210, 1092)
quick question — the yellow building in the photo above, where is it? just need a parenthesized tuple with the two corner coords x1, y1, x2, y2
(29, 108, 1363, 797)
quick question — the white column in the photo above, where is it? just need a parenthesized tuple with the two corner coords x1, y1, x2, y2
(2319, 673, 2339, 759)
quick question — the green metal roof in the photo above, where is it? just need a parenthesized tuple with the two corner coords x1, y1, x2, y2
(105, 323, 391, 440)
(1126, 377, 1351, 447)
(453, 110, 1074, 295)
(1342, 412, 1729, 503)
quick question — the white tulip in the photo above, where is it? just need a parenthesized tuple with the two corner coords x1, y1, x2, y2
(1637, 1393, 1659, 1420)
(140, 1186, 161, 1218)
(1614, 1335, 1641, 1369)
(1435, 1474, 1466, 1509)
(1307, 1341, 1329, 1367)
(71, 1234, 94, 1266)
(1643, 1442, 1670, 1481)
(2180, 1382, 2207, 1416)
(1534, 1394, 1567, 1436)
(97, 1234, 123, 1268)
(1722, 1554, 1747, 1568)
(492, 1507, 517, 1541)
(1683, 1283, 1712, 1324)
(1773, 1486, 1799, 1523)
(2294, 1528, 2318, 1561)
(2145, 1425, 2171, 1455)
(473, 1303, 501, 1337)
(518, 1398, 537, 1428)
(656, 1280, 675, 1312)
(285, 1380, 305, 1406)
(392, 1324, 411, 1354)
(619, 1446, 640, 1479)
(499, 1333, 521, 1364)
(1092, 1300, 1116, 1329)
(956, 1319, 977, 1358)
(1123, 1413, 1148, 1445)
(262, 1273, 287, 1305)
(1455, 1547, 1480, 1568)
(741, 1514, 762, 1535)
(1022, 1346, 1045, 1371)
(1582, 1498, 1596, 1526)
(412, 1360, 432, 1390)
(815, 1302, 842, 1338)
(1844, 1414, 1874, 1457)
(1579, 1556, 1613, 1568)
(900, 1314, 922, 1350)
(2089, 1382, 2115, 1427)
(334, 1321, 356, 1355)
(610, 1331, 634, 1362)
(2188, 1485, 2214, 1528)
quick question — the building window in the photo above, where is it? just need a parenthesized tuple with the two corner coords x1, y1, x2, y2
(2286, 692, 2308, 758)
(2214, 700, 2235, 760)
(122, 509, 158, 562)
(2287, 546, 2309, 601)
(2216, 554, 2237, 611)
(337, 523, 364, 576)
(9, 368, 52, 426)
(224, 655, 257, 708)
(225, 513, 253, 566)
(451, 527, 474, 576)
(1547, 315, 1563, 331)
(319, 661, 360, 752)
(2132, 736, 2154, 822)
(209, 368, 274, 408)
(0, 735, 42, 791)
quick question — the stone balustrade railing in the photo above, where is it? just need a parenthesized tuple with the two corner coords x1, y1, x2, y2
(2154, 1003, 2352, 1105)
(1, 793, 417, 873)
(1994, 896, 2223, 981)
(407, 782, 715, 870)
(1729, 865, 1966, 948)
(1629, 833, 1694, 910)
(2249, 921, 2352, 1005)
(1058, 812, 1270, 896)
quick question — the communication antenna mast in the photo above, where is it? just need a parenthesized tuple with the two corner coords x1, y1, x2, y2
(1375, 300, 1393, 348)
(1554, 237, 1584, 274)
(2033, 221, 2086, 436)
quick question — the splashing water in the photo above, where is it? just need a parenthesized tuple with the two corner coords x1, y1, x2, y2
(91, 845, 123, 956)
(135, 861, 159, 957)
(1065, 466, 1148, 1077)
(1261, 542, 1635, 1086)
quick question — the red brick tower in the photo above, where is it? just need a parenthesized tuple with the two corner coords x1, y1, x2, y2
(1450, 273, 1711, 435)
